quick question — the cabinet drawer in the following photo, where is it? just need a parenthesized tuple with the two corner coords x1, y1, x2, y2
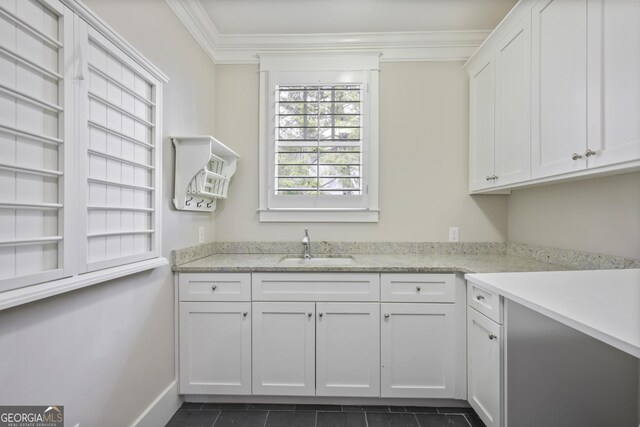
(179, 273, 251, 302)
(467, 281, 503, 324)
(381, 273, 455, 302)
(252, 273, 380, 301)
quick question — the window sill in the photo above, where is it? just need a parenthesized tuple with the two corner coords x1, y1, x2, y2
(0, 257, 168, 311)
(258, 209, 379, 223)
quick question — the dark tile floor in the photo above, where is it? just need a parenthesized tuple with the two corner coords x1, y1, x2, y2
(166, 403, 487, 427)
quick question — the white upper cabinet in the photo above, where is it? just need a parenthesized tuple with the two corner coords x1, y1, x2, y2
(495, 14, 531, 186)
(531, 0, 588, 178)
(467, 0, 640, 193)
(468, 13, 532, 192)
(587, 0, 640, 168)
(468, 54, 496, 192)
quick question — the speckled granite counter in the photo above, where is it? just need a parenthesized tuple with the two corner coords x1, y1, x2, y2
(172, 252, 571, 274)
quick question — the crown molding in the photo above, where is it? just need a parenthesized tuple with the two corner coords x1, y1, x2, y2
(166, 0, 490, 64)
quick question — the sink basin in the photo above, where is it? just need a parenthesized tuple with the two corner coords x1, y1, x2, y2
(278, 256, 356, 266)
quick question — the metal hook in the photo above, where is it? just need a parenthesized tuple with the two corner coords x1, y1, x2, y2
(185, 197, 193, 206)
(206, 201, 213, 208)
(197, 199, 203, 207)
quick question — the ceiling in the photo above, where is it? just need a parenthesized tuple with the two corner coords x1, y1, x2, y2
(166, 0, 518, 63)
(198, 0, 517, 35)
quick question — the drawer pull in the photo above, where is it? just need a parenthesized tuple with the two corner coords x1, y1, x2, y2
(476, 294, 485, 301)
(384, 313, 390, 318)
(243, 311, 248, 317)
(319, 313, 323, 318)
(211, 285, 217, 291)
(308, 312, 312, 317)
(488, 333, 497, 340)
(416, 285, 421, 291)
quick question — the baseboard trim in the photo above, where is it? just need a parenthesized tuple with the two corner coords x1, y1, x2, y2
(131, 380, 181, 427)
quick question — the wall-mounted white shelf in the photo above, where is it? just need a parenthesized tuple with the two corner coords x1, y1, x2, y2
(172, 136, 240, 212)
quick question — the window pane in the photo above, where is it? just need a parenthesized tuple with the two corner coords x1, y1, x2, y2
(277, 152, 318, 165)
(319, 165, 360, 177)
(277, 165, 318, 177)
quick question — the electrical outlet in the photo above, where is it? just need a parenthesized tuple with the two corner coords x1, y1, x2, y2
(449, 227, 459, 242)
(198, 226, 205, 244)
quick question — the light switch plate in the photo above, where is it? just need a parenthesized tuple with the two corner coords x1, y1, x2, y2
(449, 227, 459, 242)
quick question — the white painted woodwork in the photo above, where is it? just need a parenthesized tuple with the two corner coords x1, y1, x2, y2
(76, 21, 161, 273)
(468, 53, 496, 192)
(179, 272, 250, 302)
(380, 303, 456, 398)
(531, 0, 588, 178)
(467, 307, 502, 427)
(179, 302, 251, 395)
(587, 0, 640, 169)
(252, 301, 316, 396)
(494, 14, 531, 187)
(381, 273, 455, 303)
(315, 303, 380, 397)
(467, 281, 503, 324)
(0, 0, 73, 292)
(251, 272, 380, 302)
(0, 0, 165, 294)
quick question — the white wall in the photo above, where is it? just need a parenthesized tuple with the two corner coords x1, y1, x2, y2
(0, 0, 216, 425)
(507, 172, 640, 259)
(212, 62, 508, 242)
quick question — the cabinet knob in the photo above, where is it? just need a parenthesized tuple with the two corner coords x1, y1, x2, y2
(476, 294, 485, 301)
(492, 175, 498, 180)
(319, 313, 323, 318)
(308, 312, 312, 317)
(211, 285, 217, 291)
(243, 311, 248, 317)
(488, 333, 497, 340)
(585, 149, 597, 157)
(384, 313, 390, 318)
(416, 285, 421, 291)
(571, 153, 583, 160)
(486, 176, 492, 181)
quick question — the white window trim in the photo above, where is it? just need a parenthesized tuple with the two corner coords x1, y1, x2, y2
(258, 54, 380, 223)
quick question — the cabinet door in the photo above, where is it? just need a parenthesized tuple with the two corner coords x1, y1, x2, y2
(469, 55, 496, 192)
(467, 307, 502, 427)
(531, 0, 588, 178)
(586, 0, 640, 168)
(495, 14, 531, 186)
(252, 302, 316, 396)
(316, 303, 380, 397)
(179, 302, 251, 395)
(380, 303, 456, 398)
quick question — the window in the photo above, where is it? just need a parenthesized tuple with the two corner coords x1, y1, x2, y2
(0, 0, 165, 295)
(259, 55, 379, 222)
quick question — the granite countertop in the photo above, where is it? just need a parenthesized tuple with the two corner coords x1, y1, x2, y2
(172, 252, 572, 274)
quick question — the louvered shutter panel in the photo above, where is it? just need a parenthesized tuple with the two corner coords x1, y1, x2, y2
(0, 0, 73, 291)
(77, 22, 161, 272)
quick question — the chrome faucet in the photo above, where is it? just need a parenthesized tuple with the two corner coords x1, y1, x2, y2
(301, 228, 311, 260)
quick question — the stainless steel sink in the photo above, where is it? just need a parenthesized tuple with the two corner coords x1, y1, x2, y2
(278, 256, 356, 266)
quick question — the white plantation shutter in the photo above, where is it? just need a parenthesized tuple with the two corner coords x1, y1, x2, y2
(0, 0, 73, 291)
(275, 84, 363, 196)
(77, 23, 161, 272)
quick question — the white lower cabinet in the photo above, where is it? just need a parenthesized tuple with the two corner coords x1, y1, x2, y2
(467, 306, 503, 427)
(179, 302, 252, 395)
(380, 303, 457, 398)
(316, 303, 380, 397)
(252, 301, 381, 397)
(251, 302, 316, 396)
(179, 272, 464, 401)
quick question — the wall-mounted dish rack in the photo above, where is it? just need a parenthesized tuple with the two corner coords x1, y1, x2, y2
(172, 136, 240, 212)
